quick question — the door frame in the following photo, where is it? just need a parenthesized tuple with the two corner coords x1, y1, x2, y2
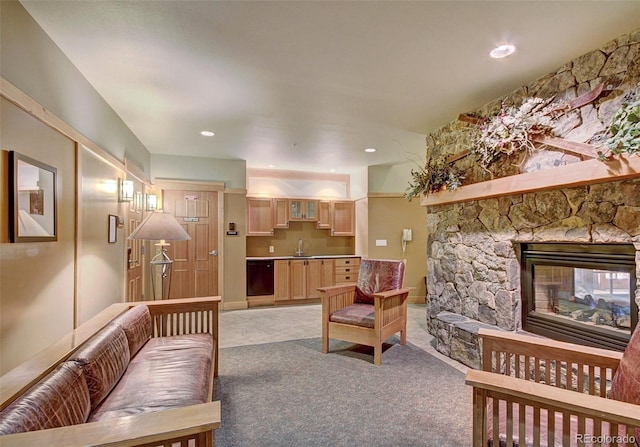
(155, 179, 225, 300)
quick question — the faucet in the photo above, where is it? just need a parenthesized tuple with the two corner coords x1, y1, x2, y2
(295, 238, 304, 257)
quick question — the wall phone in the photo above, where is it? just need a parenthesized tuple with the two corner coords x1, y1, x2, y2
(402, 228, 412, 253)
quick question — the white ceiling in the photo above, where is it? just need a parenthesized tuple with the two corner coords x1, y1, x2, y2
(20, 1, 640, 175)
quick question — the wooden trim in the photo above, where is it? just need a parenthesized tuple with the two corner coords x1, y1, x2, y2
(224, 187, 248, 195)
(420, 154, 640, 207)
(154, 179, 225, 192)
(124, 157, 150, 184)
(1, 77, 125, 172)
(0, 401, 221, 447)
(367, 192, 405, 198)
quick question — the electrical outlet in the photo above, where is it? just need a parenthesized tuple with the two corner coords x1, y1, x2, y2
(375, 239, 387, 247)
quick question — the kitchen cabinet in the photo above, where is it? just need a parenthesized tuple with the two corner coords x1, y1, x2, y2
(316, 200, 331, 229)
(334, 257, 360, 284)
(274, 260, 291, 301)
(273, 198, 290, 228)
(289, 199, 318, 221)
(246, 197, 274, 236)
(275, 258, 336, 301)
(330, 201, 355, 236)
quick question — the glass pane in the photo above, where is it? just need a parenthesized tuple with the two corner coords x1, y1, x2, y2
(305, 201, 316, 219)
(533, 265, 632, 334)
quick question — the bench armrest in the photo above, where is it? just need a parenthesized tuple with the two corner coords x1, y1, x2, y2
(466, 369, 640, 446)
(479, 328, 622, 373)
(0, 401, 221, 447)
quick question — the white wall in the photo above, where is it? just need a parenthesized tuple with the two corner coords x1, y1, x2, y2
(152, 154, 247, 190)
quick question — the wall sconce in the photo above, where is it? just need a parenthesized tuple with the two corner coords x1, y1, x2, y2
(145, 194, 158, 211)
(119, 179, 134, 202)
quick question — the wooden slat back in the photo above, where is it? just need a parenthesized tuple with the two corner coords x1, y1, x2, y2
(480, 329, 621, 396)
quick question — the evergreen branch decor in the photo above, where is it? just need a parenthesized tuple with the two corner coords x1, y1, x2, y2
(599, 84, 640, 161)
(405, 156, 464, 201)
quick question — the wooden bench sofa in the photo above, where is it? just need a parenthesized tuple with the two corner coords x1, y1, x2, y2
(466, 327, 640, 447)
(0, 296, 221, 447)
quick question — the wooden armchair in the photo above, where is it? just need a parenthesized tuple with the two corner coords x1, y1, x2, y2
(466, 327, 640, 447)
(317, 259, 412, 365)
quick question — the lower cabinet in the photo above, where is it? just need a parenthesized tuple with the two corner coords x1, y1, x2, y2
(274, 258, 336, 301)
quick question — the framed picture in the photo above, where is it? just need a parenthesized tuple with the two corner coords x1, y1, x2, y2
(8, 151, 57, 243)
(108, 214, 118, 243)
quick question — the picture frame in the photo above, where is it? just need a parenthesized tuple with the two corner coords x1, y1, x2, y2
(108, 214, 118, 243)
(8, 151, 57, 243)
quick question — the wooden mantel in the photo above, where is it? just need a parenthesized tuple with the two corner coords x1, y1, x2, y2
(420, 154, 640, 207)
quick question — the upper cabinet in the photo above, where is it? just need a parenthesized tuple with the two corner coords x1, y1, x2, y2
(246, 197, 274, 236)
(273, 198, 290, 229)
(289, 199, 318, 221)
(247, 196, 355, 236)
(316, 200, 331, 229)
(330, 201, 355, 236)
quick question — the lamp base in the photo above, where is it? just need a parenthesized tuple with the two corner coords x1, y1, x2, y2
(150, 245, 173, 299)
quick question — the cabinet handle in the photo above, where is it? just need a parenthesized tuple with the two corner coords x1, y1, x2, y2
(345, 276, 351, 280)
(345, 268, 350, 272)
(345, 260, 350, 264)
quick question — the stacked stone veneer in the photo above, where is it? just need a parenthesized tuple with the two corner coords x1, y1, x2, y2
(424, 29, 640, 369)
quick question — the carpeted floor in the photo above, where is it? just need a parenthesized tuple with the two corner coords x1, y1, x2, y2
(213, 337, 472, 447)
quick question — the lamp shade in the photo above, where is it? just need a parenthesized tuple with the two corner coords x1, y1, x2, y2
(128, 211, 191, 241)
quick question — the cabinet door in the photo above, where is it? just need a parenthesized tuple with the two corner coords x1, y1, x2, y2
(290, 199, 318, 221)
(305, 259, 323, 299)
(274, 260, 290, 301)
(316, 201, 331, 229)
(246, 198, 274, 236)
(290, 259, 306, 300)
(273, 198, 289, 228)
(304, 200, 318, 220)
(331, 201, 355, 236)
(320, 258, 335, 287)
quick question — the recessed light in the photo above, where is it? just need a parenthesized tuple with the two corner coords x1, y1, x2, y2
(200, 130, 215, 137)
(364, 148, 377, 153)
(490, 44, 516, 59)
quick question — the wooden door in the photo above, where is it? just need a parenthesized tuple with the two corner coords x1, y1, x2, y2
(162, 189, 219, 299)
(290, 259, 306, 300)
(306, 259, 323, 299)
(126, 189, 144, 301)
(274, 260, 290, 301)
(320, 258, 335, 288)
(246, 198, 274, 236)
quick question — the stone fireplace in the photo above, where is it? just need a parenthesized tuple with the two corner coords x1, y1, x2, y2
(426, 180, 640, 368)
(421, 29, 640, 369)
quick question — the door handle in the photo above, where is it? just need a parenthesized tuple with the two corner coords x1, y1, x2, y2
(209, 250, 218, 256)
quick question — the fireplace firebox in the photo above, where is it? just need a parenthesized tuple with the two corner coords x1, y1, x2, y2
(520, 243, 638, 351)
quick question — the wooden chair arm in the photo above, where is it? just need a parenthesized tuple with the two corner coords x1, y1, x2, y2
(373, 287, 414, 300)
(479, 328, 622, 372)
(466, 369, 640, 427)
(317, 284, 356, 298)
(0, 401, 221, 447)
(137, 295, 222, 311)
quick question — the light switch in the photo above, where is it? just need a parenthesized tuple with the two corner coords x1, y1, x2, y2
(375, 239, 387, 247)
(269, 245, 274, 253)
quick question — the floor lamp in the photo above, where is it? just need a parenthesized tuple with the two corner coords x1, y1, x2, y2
(128, 211, 191, 299)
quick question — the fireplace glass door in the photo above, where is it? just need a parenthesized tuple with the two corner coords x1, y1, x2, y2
(521, 243, 637, 351)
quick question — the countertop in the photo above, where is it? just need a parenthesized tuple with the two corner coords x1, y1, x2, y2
(246, 255, 360, 260)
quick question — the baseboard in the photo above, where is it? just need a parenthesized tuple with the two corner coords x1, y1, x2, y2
(408, 295, 426, 305)
(223, 300, 249, 311)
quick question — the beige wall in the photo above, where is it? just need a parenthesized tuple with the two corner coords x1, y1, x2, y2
(366, 196, 427, 302)
(247, 221, 354, 258)
(0, 98, 77, 374)
(223, 192, 248, 309)
(76, 146, 128, 324)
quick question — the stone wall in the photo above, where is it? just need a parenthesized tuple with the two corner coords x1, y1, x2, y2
(423, 29, 640, 368)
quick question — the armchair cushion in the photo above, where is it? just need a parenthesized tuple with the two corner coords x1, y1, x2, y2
(330, 303, 375, 328)
(354, 259, 405, 305)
